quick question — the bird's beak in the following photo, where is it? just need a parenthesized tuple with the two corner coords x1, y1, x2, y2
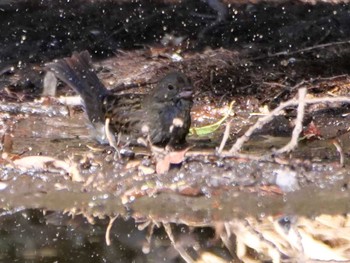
(178, 87, 193, 99)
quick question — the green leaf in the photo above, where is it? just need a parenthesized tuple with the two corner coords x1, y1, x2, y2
(190, 100, 235, 136)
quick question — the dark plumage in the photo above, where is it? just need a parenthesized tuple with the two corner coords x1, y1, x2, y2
(46, 51, 193, 147)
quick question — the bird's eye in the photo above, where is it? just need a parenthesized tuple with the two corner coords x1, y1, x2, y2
(168, 84, 174, 90)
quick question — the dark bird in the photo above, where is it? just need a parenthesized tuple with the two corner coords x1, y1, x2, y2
(46, 51, 193, 148)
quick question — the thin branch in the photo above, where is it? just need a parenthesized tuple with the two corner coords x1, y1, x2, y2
(270, 40, 350, 57)
(273, 88, 307, 154)
(228, 98, 296, 154)
(253, 40, 350, 60)
(227, 95, 350, 156)
(217, 119, 231, 154)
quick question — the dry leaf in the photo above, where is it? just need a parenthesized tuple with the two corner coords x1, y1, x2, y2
(155, 147, 190, 174)
(10, 156, 83, 182)
(302, 121, 322, 140)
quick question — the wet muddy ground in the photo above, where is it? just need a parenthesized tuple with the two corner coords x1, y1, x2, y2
(1, 0, 350, 262)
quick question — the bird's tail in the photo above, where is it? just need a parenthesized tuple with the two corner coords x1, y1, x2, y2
(46, 51, 109, 124)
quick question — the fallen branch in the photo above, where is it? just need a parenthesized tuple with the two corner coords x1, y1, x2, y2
(217, 119, 231, 154)
(226, 95, 350, 156)
(273, 88, 307, 154)
(253, 40, 350, 60)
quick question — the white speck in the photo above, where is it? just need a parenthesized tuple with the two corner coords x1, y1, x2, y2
(171, 53, 183, 62)
(172, 118, 184, 127)
(0, 182, 7, 191)
(274, 169, 299, 192)
(141, 125, 149, 134)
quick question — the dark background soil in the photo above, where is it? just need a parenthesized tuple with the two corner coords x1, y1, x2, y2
(1, 0, 350, 103)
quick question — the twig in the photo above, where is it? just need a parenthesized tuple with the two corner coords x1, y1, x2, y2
(227, 95, 350, 156)
(271, 40, 350, 56)
(317, 74, 349, 82)
(217, 120, 231, 154)
(219, 151, 273, 161)
(253, 40, 350, 60)
(105, 215, 118, 246)
(262, 81, 288, 88)
(303, 97, 350, 104)
(228, 98, 296, 154)
(227, 80, 306, 154)
(273, 88, 307, 154)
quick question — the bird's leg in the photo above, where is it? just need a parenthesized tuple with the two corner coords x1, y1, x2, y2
(136, 137, 149, 148)
(138, 136, 168, 160)
(104, 118, 121, 159)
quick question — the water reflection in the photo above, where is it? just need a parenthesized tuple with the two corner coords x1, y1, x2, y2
(0, 210, 151, 262)
(0, 209, 225, 263)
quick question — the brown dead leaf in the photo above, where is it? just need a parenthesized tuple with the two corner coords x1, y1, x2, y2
(10, 156, 84, 182)
(155, 147, 191, 174)
(155, 158, 171, 175)
(302, 121, 322, 140)
(167, 148, 191, 164)
(176, 185, 202, 196)
(259, 185, 284, 195)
